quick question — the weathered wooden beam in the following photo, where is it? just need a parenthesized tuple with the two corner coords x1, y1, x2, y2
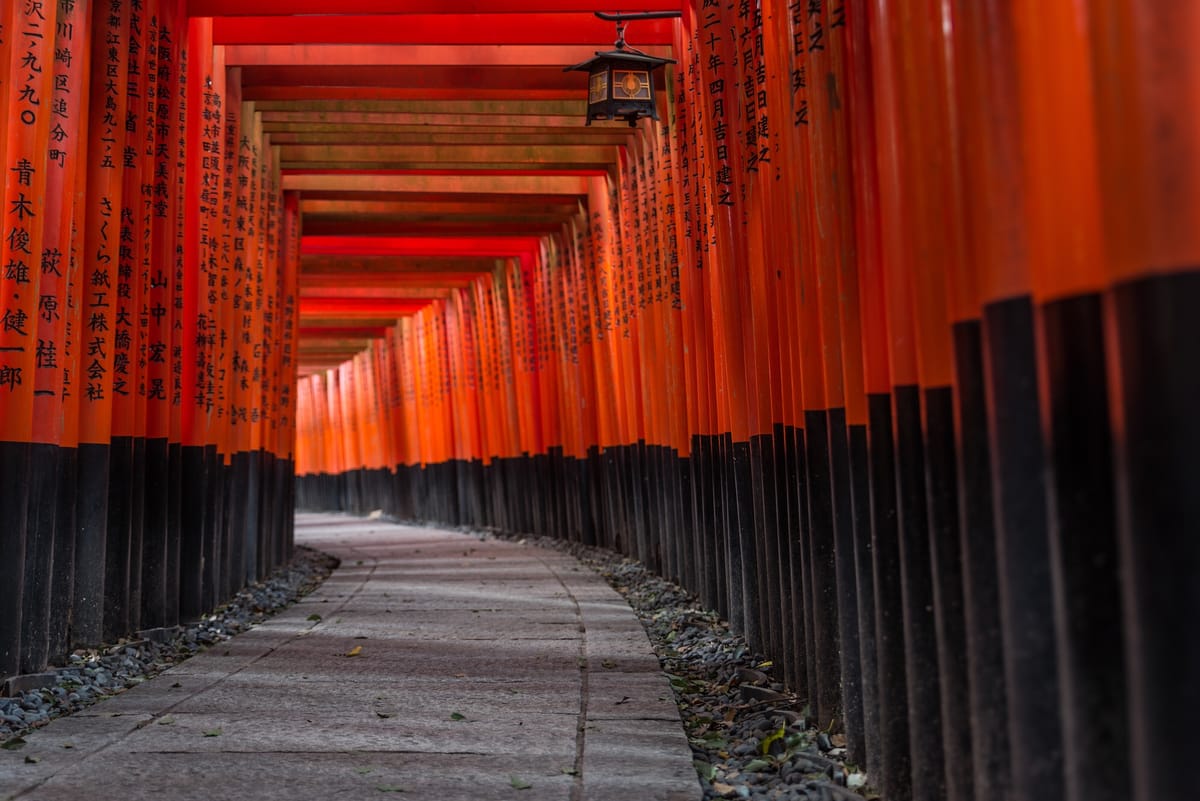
(299, 286, 453, 299)
(300, 274, 479, 289)
(300, 254, 499, 273)
(299, 218, 565, 236)
(269, 130, 631, 146)
(279, 143, 614, 164)
(190, 0, 682, 16)
(262, 111, 583, 128)
(299, 199, 577, 216)
(302, 235, 537, 256)
(213, 15, 673, 46)
(295, 190, 581, 206)
(243, 86, 579, 102)
(298, 328, 391, 338)
(283, 173, 589, 194)
(254, 98, 584, 115)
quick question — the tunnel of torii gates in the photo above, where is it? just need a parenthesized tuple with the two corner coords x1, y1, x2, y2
(0, 0, 1197, 800)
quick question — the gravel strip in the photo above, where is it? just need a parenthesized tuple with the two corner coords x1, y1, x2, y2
(476, 529, 875, 801)
(0, 547, 338, 746)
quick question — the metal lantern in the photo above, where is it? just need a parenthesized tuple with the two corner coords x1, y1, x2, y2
(565, 12, 679, 127)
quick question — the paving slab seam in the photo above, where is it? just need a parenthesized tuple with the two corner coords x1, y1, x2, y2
(526, 549, 589, 801)
(3, 545, 381, 800)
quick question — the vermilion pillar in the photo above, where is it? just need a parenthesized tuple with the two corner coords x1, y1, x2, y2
(1, 0, 59, 676)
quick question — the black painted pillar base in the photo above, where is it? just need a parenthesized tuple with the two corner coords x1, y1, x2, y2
(229, 451, 249, 598)
(178, 445, 207, 623)
(48, 447, 77, 662)
(128, 437, 146, 634)
(141, 438, 170, 630)
(924, 386, 972, 801)
(1040, 293, 1130, 801)
(777, 424, 801, 694)
(892, 386, 946, 801)
(803, 410, 840, 731)
(982, 295, 1063, 801)
(200, 448, 222, 612)
(952, 319, 1010, 801)
(1109, 271, 1200, 801)
(164, 441, 182, 627)
(867, 394, 911, 801)
(0, 441, 31, 679)
(21, 443, 59, 675)
(847, 422, 878, 773)
(828, 409, 863, 755)
(73, 442, 109, 648)
(103, 437, 134, 643)
(749, 433, 777, 659)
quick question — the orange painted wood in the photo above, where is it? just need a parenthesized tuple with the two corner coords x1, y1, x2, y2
(279, 190, 301, 458)
(1088, 2, 1200, 284)
(145, 0, 186, 444)
(1015, 2, 1105, 304)
(948, 0, 1030, 307)
(843, 0, 890, 396)
(892, 0, 954, 390)
(1, 0, 57, 443)
(32, 0, 88, 447)
(867, 0, 920, 388)
(213, 15, 674, 46)
(112, 0, 160, 441)
(0, 5, 10, 180)
(78, 0, 131, 446)
(189, 0, 683, 16)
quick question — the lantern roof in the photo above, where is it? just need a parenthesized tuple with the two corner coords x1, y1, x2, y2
(564, 47, 675, 73)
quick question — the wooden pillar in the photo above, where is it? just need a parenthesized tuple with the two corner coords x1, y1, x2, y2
(1, 0, 59, 676)
(74, 0, 131, 647)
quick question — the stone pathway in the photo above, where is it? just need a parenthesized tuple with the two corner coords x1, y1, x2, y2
(0, 514, 699, 800)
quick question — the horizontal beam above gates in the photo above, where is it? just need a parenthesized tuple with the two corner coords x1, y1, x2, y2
(302, 236, 539, 257)
(298, 326, 392, 337)
(190, 0, 682, 15)
(214, 15, 674, 46)
(227, 44, 671, 67)
(283, 174, 590, 195)
(278, 144, 615, 162)
(299, 219, 567, 236)
(295, 191, 581, 207)
(269, 131, 631, 146)
(299, 286, 454, 299)
(300, 255, 500, 273)
(278, 143, 619, 170)
(254, 99, 585, 114)
(239, 65, 588, 91)
(282, 164, 609, 173)
(299, 199, 577, 216)
(243, 86, 582, 101)
(300, 276, 481, 290)
(261, 111, 587, 128)
(301, 297, 432, 314)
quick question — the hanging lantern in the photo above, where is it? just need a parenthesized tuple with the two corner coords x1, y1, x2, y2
(565, 12, 679, 127)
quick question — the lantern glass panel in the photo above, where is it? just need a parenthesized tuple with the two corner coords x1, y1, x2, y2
(589, 69, 609, 105)
(612, 70, 651, 101)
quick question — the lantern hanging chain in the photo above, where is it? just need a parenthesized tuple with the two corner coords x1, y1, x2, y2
(595, 9, 682, 55)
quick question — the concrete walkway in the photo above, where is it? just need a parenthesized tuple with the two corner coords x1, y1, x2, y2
(0, 514, 699, 800)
